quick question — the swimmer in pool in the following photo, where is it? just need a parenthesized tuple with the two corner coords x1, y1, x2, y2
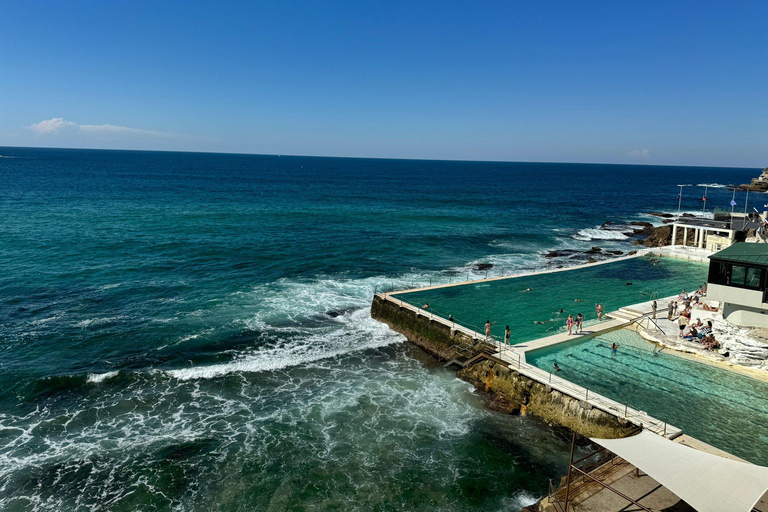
(553, 362, 561, 371)
(610, 342, 619, 355)
(520, 288, 532, 293)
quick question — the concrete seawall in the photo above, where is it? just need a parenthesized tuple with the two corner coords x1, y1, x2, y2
(371, 295, 635, 439)
(371, 294, 479, 361)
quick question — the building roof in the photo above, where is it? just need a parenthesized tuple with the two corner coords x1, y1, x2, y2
(709, 242, 768, 266)
(591, 431, 768, 512)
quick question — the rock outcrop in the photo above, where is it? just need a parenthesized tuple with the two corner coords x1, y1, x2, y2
(737, 167, 768, 192)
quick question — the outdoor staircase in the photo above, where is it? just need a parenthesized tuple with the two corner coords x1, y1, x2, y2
(607, 307, 645, 323)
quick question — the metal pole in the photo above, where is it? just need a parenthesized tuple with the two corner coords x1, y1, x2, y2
(664, 419, 667, 436)
(485, 269, 488, 279)
(745, 190, 750, 215)
(702, 185, 708, 214)
(585, 388, 589, 401)
(677, 185, 683, 215)
(563, 432, 577, 511)
(624, 403, 628, 418)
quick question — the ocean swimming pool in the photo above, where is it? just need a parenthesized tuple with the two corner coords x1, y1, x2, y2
(527, 329, 768, 465)
(393, 256, 707, 344)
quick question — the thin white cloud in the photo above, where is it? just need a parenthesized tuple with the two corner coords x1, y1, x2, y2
(28, 117, 77, 134)
(28, 117, 175, 137)
(628, 148, 651, 159)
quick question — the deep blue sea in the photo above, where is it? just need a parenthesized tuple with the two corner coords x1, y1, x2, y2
(0, 147, 758, 511)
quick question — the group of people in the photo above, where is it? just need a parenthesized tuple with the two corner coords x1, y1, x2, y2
(669, 284, 721, 351)
(566, 313, 584, 335)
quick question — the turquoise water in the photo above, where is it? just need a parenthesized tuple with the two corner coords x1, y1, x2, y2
(0, 147, 757, 510)
(527, 329, 768, 465)
(394, 257, 707, 343)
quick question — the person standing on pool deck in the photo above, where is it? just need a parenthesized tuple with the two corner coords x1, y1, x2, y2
(595, 303, 603, 320)
(678, 313, 688, 338)
(485, 320, 495, 340)
(566, 314, 574, 335)
(667, 300, 674, 320)
(504, 325, 511, 345)
(576, 313, 583, 333)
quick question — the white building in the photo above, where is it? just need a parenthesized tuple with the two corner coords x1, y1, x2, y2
(707, 243, 768, 328)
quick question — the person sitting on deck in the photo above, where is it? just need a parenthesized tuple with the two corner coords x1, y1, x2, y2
(703, 334, 720, 351)
(698, 321, 713, 340)
(702, 303, 719, 312)
(683, 325, 698, 340)
(679, 290, 689, 301)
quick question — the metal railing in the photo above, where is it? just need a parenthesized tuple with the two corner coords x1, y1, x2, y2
(629, 313, 667, 336)
(498, 344, 675, 438)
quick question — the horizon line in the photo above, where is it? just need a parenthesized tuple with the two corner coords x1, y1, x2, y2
(0, 144, 762, 171)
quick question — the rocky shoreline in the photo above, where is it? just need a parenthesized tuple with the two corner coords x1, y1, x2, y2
(733, 166, 768, 192)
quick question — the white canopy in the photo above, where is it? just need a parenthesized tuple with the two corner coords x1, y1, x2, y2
(591, 431, 768, 512)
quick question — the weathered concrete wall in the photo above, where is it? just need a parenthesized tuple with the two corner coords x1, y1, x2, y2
(458, 360, 635, 439)
(370, 295, 481, 361)
(371, 295, 635, 439)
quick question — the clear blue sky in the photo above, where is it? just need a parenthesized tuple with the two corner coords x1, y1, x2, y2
(1, 1, 766, 166)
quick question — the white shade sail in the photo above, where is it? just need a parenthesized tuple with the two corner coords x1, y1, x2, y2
(591, 431, 768, 512)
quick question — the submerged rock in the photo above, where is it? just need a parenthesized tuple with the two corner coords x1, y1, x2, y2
(474, 263, 494, 271)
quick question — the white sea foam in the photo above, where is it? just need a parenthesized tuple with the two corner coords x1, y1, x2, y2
(168, 309, 403, 380)
(697, 183, 729, 189)
(75, 316, 125, 328)
(86, 371, 120, 383)
(572, 228, 630, 241)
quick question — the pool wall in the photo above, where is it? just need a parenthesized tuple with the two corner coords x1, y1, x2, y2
(371, 294, 478, 361)
(457, 360, 635, 438)
(371, 294, 636, 438)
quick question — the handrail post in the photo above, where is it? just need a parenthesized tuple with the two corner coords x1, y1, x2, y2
(563, 432, 576, 512)
(585, 388, 589, 401)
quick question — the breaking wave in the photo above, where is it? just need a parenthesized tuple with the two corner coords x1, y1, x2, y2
(572, 228, 630, 241)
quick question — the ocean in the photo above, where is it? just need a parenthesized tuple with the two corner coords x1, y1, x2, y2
(0, 147, 757, 511)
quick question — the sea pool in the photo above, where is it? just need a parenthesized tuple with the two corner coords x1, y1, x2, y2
(527, 329, 768, 465)
(393, 256, 707, 344)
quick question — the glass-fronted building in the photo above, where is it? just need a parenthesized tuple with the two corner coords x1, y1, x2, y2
(708, 243, 768, 327)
